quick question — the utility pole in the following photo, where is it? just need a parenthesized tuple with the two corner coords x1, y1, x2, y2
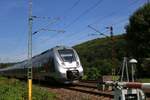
(28, 0, 33, 100)
(88, 25, 116, 81)
(106, 26, 116, 81)
(88, 25, 115, 80)
(27, 1, 64, 99)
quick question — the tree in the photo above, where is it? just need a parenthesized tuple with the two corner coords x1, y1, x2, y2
(126, 3, 150, 77)
(126, 3, 150, 58)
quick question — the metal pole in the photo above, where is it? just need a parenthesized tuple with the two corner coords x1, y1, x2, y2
(110, 27, 114, 75)
(28, 0, 33, 100)
(107, 26, 115, 81)
(121, 57, 125, 82)
(88, 25, 116, 81)
(125, 58, 129, 82)
(131, 64, 134, 82)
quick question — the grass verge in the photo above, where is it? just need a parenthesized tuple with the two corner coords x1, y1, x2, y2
(0, 76, 56, 100)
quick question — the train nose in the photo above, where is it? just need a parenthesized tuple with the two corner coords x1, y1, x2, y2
(66, 70, 79, 80)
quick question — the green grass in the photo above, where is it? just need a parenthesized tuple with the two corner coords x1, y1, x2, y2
(137, 78, 150, 83)
(0, 76, 56, 100)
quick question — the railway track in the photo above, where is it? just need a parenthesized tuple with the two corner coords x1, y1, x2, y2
(69, 85, 150, 100)
(62, 81, 113, 99)
(34, 81, 113, 100)
(80, 80, 150, 93)
(64, 86, 113, 98)
(35, 80, 150, 100)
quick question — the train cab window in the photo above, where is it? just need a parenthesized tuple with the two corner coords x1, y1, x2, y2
(58, 49, 76, 62)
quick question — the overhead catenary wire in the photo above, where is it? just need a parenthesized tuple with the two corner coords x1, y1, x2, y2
(28, 0, 144, 55)
(90, 0, 141, 26)
(60, 0, 140, 43)
(32, 16, 52, 20)
(35, 1, 135, 47)
(77, 17, 127, 40)
(86, 0, 142, 38)
(30, 15, 134, 57)
(64, 0, 103, 29)
(66, 28, 110, 47)
(58, 24, 110, 47)
(32, 0, 81, 42)
(32, 26, 88, 52)
(56, 0, 81, 27)
(31, 16, 127, 55)
(33, 15, 131, 52)
(60, 28, 89, 44)
(33, 17, 61, 33)
(37, 16, 129, 49)
(51, 0, 104, 44)
(95, 17, 129, 34)
(64, 0, 81, 16)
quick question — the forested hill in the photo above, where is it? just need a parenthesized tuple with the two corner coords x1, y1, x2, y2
(74, 34, 128, 80)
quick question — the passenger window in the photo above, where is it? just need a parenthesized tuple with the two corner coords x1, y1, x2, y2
(49, 58, 55, 72)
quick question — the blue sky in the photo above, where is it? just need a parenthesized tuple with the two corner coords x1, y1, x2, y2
(0, 0, 147, 62)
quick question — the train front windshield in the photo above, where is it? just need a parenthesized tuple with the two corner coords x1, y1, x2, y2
(58, 49, 76, 62)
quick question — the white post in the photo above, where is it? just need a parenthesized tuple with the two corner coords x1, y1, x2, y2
(129, 59, 137, 82)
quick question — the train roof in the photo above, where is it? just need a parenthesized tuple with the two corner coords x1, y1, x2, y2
(32, 45, 70, 57)
(0, 45, 73, 71)
(53, 45, 73, 50)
